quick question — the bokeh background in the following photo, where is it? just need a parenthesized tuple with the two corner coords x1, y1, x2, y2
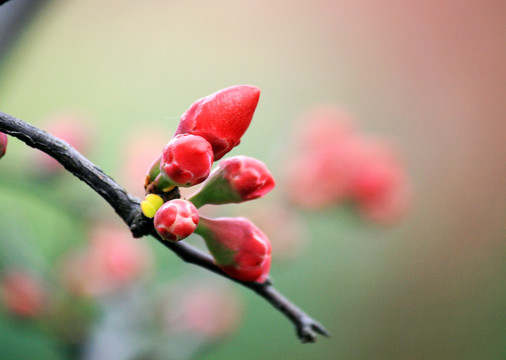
(0, 0, 505, 359)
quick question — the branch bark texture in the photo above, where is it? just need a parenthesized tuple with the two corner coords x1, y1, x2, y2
(0, 111, 329, 342)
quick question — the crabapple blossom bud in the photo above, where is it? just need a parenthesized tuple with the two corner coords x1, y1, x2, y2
(175, 85, 260, 160)
(160, 134, 214, 187)
(140, 194, 164, 218)
(189, 156, 275, 208)
(154, 199, 199, 241)
(0, 132, 7, 159)
(195, 216, 271, 283)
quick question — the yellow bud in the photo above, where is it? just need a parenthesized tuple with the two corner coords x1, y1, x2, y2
(140, 194, 164, 218)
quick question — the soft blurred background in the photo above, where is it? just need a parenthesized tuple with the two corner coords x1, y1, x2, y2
(0, 0, 505, 359)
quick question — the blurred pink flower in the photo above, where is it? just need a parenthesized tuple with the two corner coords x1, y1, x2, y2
(60, 223, 153, 297)
(159, 282, 242, 340)
(284, 137, 363, 208)
(349, 137, 412, 223)
(284, 105, 412, 223)
(0, 270, 48, 318)
(33, 112, 94, 174)
(291, 105, 357, 150)
(120, 126, 168, 197)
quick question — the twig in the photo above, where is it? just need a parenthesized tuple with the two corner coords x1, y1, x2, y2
(0, 111, 329, 342)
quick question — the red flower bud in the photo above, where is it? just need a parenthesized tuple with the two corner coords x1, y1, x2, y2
(175, 85, 260, 160)
(189, 156, 275, 208)
(0, 132, 7, 159)
(154, 199, 199, 241)
(195, 216, 271, 283)
(160, 134, 214, 187)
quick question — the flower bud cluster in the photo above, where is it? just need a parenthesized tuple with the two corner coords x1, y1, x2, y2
(142, 85, 274, 283)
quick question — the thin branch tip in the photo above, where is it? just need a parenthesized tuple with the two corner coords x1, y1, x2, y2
(296, 316, 330, 343)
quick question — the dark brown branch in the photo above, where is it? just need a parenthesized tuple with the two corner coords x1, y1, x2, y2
(0, 111, 329, 342)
